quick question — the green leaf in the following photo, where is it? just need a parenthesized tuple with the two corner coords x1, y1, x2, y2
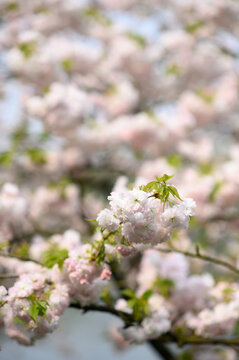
(156, 174, 174, 183)
(153, 277, 175, 298)
(0, 151, 13, 166)
(41, 246, 68, 270)
(222, 287, 235, 303)
(140, 174, 183, 205)
(167, 153, 182, 168)
(29, 303, 38, 323)
(101, 286, 114, 306)
(28, 300, 49, 323)
(127, 32, 146, 47)
(61, 59, 73, 72)
(85, 218, 97, 223)
(165, 64, 181, 76)
(126, 298, 147, 321)
(180, 352, 194, 360)
(185, 21, 204, 34)
(11, 242, 30, 260)
(234, 321, 239, 336)
(18, 41, 37, 59)
(83, 7, 111, 26)
(139, 181, 157, 192)
(196, 89, 214, 104)
(0, 241, 9, 251)
(198, 162, 214, 175)
(120, 288, 153, 322)
(37, 300, 48, 317)
(0, 300, 7, 308)
(5, 2, 19, 11)
(141, 289, 153, 301)
(209, 182, 222, 202)
(121, 288, 135, 299)
(168, 186, 182, 201)
(26, 148, 46, 165)
(13, 316, 28, 326)
(127, 299, 137, 308)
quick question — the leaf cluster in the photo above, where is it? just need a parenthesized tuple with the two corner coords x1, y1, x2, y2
(140, 174, 182, 204)
(27, 295, 49, 323)
(121, 288, 152, 322)
(153, 277, 175, 298)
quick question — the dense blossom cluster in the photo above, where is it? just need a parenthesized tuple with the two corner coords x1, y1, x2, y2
(97, 187, 195, 248)
(0, 0, 239, 359)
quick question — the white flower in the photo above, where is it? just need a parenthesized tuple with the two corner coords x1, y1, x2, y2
(182, 198, 196, 216)
(96, 209, 120, 231)
(115, 299, 133, 314)
(142, 315, 171, 339)
(120, 325, 146, 344)
(0, 286, 7, 301)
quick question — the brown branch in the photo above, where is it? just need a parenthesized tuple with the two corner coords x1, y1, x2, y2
(69, 303, 239, 349)
(150, 340, 175, 360)
(0, 274, 18, 279)
(158, 246, 239, 276)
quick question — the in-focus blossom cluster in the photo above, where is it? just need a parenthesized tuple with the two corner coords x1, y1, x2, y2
(97, 182, 196, 249)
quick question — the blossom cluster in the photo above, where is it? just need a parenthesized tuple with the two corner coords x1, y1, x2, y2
(113, 250, 239, 346)
(97, 186, 195, 248)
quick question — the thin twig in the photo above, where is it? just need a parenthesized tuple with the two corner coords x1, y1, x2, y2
(158, 246, 239, 276)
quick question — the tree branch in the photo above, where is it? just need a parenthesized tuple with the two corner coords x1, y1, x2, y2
(69, 303, 239, 350)
(0, 274, 18, 279)
(150, 340, 175, 360)
(70, 303, 121, 318)
(158, 246, 239, 276)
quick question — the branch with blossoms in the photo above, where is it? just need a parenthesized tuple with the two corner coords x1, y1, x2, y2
(1, 175, 239, 360)
(69, 302, 239, 347)
(158, 246, 239, 277)
(0, 175, 195, 350)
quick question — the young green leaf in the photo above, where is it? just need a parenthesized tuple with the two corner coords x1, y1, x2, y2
(121, 288, 135, 299)
(41, 246, 68, 270)
(156, 174, 174, 183)
(28, 300, 49, 323)
(153, 277, 175, 298)
(168, 186, 183, 201)
(29, 303, 39, 323)
(141, 289, 153, 301)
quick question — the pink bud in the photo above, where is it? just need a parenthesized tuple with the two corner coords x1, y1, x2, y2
(101, 269, 111, 281)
